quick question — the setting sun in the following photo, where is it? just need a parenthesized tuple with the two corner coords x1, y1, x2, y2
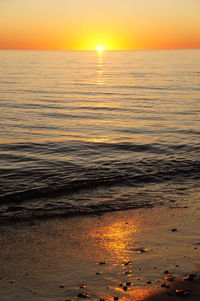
(96, 45, 105, 51)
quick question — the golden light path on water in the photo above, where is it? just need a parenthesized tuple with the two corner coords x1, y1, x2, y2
(88, 213, 156, 300)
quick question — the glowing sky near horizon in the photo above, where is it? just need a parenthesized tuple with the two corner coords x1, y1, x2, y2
(0, 0, 200, 50)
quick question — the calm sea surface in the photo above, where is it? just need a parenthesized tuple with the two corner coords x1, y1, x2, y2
(0, 50, 200, 223)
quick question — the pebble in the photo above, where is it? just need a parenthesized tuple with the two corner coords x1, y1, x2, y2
(161, 283, 170, 288)
(183, 290, 192, 296)
(77, 292, 90, 299)
(189, 274, 197, 278)
(176, 289, 192, 296)
(183, 274, 195, 281)
(146, 281, 152, 285)
(164, 274, 174, 281)
(9, 280, 15, 284)
(98, 261, 106, 265)
(131, 247, 147, 254)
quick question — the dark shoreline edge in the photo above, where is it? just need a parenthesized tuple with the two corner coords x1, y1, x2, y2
(0, 203, 155, 227)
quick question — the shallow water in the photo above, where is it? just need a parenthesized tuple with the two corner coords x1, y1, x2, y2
(0, 50, 200, 223)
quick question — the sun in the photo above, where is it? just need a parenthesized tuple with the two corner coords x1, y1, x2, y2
(96, 45, 105, 52)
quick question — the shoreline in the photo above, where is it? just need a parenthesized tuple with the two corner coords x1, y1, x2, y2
(0, 205, 200, 300)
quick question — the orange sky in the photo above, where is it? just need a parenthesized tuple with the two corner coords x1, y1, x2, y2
(0, 0, 200, 50)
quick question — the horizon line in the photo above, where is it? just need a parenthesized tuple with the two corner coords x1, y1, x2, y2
(0, 47, 200, 52)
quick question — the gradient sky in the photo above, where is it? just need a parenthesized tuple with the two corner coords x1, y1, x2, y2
(0, 0, 200, 50)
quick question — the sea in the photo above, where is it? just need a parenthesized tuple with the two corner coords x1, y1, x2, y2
(0, 49, 200, 224)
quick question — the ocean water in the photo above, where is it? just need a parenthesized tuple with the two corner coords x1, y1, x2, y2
(0, 49, 200, 224)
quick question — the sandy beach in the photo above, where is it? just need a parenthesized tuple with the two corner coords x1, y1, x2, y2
(1, 0, 200, 298)
(0, 204, 200, 301)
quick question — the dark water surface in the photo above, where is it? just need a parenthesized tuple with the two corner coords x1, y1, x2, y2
(0, 50, 200, 223)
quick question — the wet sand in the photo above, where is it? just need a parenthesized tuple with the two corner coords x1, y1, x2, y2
(0, 205, 200, 301)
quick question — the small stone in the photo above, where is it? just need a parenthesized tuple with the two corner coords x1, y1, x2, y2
(131, 247, 147, 254)
(189, 274, 197, 278)
(183, 274, 195, 281)
(146, 281, 152, 285)
(176, 289, 192, 296)
(98, 261, 106, 265)
(77, 292, 90, 299)
(9, 280, 15, 284)
(164, 274, 174, 281)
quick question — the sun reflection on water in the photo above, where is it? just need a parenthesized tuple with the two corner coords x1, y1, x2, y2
(96, 219, 139, 264)
(96, 50, 104, 85)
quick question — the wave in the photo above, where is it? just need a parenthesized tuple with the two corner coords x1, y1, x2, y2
(0, 154, 199, 204)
